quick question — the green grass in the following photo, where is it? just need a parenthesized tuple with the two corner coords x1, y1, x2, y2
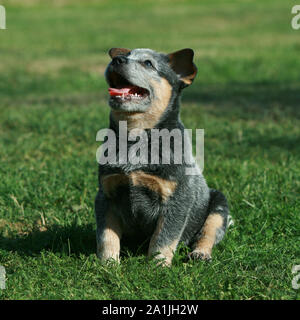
(0, 0, 300, 299)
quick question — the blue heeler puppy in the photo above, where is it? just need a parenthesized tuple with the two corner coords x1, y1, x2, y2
(95, 48, 231, 266)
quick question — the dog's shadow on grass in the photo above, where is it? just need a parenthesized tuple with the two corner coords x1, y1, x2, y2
(0, 223, 96, 257)
(0, 223, 149, 258)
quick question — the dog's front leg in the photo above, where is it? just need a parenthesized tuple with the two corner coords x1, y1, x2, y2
(95, 192, 122, 262)
(148, 212, 187, 267)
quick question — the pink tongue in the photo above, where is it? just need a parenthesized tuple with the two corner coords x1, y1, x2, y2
(108, 87, 133, 96)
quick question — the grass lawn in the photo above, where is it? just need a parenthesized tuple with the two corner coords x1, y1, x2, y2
(0, 0, 299, 299)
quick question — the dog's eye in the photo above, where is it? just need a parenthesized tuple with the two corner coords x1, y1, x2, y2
(144, 60, 154, 68)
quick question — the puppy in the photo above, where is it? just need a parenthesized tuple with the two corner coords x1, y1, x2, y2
(95, 48, 230, 266)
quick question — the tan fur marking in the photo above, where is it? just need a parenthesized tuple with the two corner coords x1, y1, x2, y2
(97, 210, 122, 261)
(111, 78, 172, 130)
(181, 68, 197, 85)
(130, 171, 177, 202)
(101, 173, 129, 198)
(194, 213, 223, 255)
(109, 48, 131, 58)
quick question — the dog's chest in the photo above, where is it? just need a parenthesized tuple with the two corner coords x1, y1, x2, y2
(101, 171, 177, 203)
(100, 171, 177, 236)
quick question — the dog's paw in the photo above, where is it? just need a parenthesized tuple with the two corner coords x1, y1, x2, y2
(188, 249, 212, 262)
(153, 253, 172, 267)
(96, 249, 120, 263)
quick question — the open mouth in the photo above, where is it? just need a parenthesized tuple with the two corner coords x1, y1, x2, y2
(107, 71, 149, 101)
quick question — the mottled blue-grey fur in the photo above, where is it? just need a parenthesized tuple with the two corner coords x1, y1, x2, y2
(95, 48, 230, 265)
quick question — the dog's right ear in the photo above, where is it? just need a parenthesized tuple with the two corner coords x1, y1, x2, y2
(168, 48, 197, 87)
(109, 48, 131, 59)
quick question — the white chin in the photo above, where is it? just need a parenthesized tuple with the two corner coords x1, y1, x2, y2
(109, 95, 151, 112)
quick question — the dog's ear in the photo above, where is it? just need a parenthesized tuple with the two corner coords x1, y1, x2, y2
(168, 48, 197, 87)
(109, 48, 131, 59)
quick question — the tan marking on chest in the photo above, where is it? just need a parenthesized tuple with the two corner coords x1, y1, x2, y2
(101, 170, 177, 201)
(111, 78, 172, 130)
(129, 171, 177, 202)
(101, 173, 129, 198)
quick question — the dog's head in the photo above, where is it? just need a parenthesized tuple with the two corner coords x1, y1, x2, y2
(105, 48, 197, 114)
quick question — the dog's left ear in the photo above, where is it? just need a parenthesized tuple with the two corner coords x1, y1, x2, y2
(168, 48, 197, 87)
(109, 48, 131, 59)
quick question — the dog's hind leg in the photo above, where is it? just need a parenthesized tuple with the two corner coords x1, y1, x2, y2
(189, 189, 231, 262)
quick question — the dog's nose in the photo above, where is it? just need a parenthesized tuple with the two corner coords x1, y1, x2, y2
(112, 55, 127, 65)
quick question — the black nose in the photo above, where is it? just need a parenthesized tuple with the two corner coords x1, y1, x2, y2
(112, 55, 127, 66)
